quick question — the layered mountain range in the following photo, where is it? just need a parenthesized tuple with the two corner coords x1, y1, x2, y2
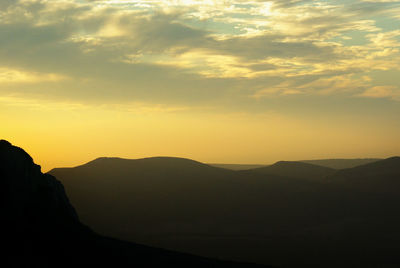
(2, 138, 398, 267)
(49, 154, 400, 268)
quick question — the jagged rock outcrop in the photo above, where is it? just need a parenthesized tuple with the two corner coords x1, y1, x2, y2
(1, 139, 79, 223)
(1, 140, 92, 267)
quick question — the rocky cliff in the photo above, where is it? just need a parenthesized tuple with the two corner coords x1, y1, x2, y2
(1, 139, 79, 224)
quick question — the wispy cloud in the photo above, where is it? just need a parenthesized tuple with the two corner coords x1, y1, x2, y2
(0, 68, 66, 84)
(359, 86, 400, 100)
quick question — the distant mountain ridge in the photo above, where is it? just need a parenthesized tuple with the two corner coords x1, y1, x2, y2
(210, 158, 382, 170)
(301, 158, 381, 169)
(247, 161, 336, 181)
(328, 156, 400, 192)
(75, 156, 225, 173)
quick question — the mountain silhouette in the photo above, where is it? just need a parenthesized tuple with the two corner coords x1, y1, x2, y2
(210, 158, 381, 171)
(50, 157, 328, 266)
(49, 155, 400, 267)
(0, 140, 271, 268)
(247, 161, 336, 181)
(328, 156, 400, 193)
(301, 158, 381, 169)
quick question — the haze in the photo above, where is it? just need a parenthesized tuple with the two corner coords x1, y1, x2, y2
(1, 0, 400, 171)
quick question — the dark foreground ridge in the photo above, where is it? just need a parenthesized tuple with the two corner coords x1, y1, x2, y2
(0, 140, 270, 268)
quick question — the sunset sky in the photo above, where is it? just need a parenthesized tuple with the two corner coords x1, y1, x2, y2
(1, 0, 400, 171)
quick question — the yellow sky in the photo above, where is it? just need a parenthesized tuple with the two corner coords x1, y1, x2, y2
(2, 97, 399, 171)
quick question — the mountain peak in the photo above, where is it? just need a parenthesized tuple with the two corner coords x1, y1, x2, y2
(77, 156, 212, 170)
(0, 139, 11, 146)
(0, 139, 37, 171)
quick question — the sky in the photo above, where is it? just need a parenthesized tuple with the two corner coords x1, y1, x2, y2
(1, 0, 400, 171)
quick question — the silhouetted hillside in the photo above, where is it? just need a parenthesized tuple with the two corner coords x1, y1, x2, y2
(50, 155, 400, 267)
(210, 159, 382, 171)
(247, 161, 336, 181)
(329, 157, 400, 192)
(301, 158, 381, 169)
(50, 157, 330, 266)
(0, 140, 271, 268)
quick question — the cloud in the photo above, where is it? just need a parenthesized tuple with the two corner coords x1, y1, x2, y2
(0, 68, 66, 84)
(0, 94, 190, 114)
(361, 0, 400, 2)
(252, 73, 373, 98)
(359, 86, 400, 100)
(252, 81, 303, 98)
(0, 0, 399, 107)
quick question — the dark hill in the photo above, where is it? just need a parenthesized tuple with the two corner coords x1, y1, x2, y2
(247, 161, 336, 181)
(301, 158, 381, 169)
(62, 156, 230, 180)
(328, 157, 400, 192)
(0, 140, 270, 268)
(210, 159, 382, 171)
(83, 156, 219, 170)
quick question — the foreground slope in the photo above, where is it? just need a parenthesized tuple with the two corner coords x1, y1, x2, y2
(0, 140, 269, 268)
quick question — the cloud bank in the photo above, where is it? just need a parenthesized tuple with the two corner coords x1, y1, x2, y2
(0, 0, 399, 106)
